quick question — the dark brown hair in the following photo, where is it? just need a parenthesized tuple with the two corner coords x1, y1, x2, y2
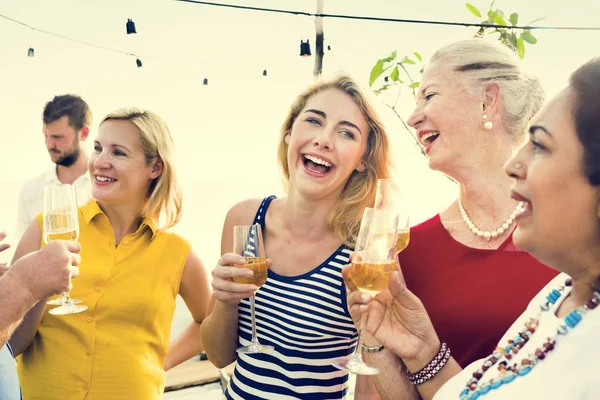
(43, 94, 92, 131)
(570, 58, 600, 186)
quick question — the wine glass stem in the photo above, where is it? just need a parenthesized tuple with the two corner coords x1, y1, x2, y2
(62, 291, 74, 307)
(352, 313, 367, 361)
(250, 294, 259, 345)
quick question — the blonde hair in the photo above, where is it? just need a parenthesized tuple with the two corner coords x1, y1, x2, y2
(431, 39, 545, 140)
(277, 74, 392, 246)
(101, 108, 182, 230)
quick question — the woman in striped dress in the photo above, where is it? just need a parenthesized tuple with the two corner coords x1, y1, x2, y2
(201, 74, 393, 399)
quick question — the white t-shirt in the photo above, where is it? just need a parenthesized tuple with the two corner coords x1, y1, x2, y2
(434, 273, 600, 400)
(16, 167, 92, 239)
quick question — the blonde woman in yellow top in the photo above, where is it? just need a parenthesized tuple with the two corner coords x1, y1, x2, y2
(9, 108, 212, 400)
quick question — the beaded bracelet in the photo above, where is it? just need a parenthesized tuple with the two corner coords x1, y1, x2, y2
(406, 342, 451, 386)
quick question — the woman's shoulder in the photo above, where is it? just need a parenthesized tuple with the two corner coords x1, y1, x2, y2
(225, 196, 278, 226)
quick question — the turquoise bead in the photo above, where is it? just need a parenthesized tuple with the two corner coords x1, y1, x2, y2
(518, 366, 532, 376)
(460, 389, 470, 398)
(480, 385, 492, 395)
(502, 374, 516, 384)
(566, 311, 581, 328)
(491, 380, 504, 389)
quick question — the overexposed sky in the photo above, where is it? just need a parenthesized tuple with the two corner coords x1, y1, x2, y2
(1, 0, 599, 265)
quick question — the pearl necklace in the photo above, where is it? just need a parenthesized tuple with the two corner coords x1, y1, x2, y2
(459, 278, 600, 400)
(458, 199, 525, 241)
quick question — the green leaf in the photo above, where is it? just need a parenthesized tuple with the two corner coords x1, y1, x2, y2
(381, 50, 398, 63)
(488, 10, 507, 26)
(516, 36, 525, 59)
(400, 56, 416, 65)
(369, 50, 398, 86)
(369, 60, 385, 86)
(413, 52, 422, 62)
(465, 3, 482, 18)
(408, 81, 420, 89)
(509, 13, 518, 26)
(374, 84, 391, 95)
(521, 30, 537, 44)
(390, 66, 400, 82)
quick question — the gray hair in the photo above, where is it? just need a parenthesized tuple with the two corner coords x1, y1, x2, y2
(431, 39, 545, 140)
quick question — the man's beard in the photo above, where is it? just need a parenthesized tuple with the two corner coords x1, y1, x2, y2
(54, 147, 80, 167)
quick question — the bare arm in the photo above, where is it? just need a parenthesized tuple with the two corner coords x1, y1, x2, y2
(200, 199, 261, 368)
(0, 271, 39, 346)
(164, 249, 212, 371)
(8, 220, 45, 356)
(2, 225, 80, 351)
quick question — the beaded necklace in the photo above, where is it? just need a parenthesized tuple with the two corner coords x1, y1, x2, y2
(459, 278, 600, 400)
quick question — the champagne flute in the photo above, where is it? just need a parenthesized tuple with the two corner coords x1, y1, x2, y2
(232, 224, 273, 354)
(332, 207, 398, 375)
(374, 179, 410, 253)
(43, 184, 87, 315)
(45, 185, 82, 306)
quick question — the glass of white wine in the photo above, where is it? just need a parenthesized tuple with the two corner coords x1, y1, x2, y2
(332, 207, 398, 375)
(374, 179, 410, 254)
(232, 224, 273, 354)
(43, 184, 87, 316)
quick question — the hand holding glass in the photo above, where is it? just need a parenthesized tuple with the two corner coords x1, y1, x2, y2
(232, 224, 273, 354)
(43, 185, 87, 315)
(332, 207, 398, 375)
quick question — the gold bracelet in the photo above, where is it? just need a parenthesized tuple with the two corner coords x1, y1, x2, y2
(361, 343, 385, 353)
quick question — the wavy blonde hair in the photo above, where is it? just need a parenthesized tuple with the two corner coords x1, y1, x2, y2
(101, 108, 182, 230)
(277, 74, 392, 246)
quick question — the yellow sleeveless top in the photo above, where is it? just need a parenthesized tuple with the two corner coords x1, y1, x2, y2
(17, 200, 191, 400)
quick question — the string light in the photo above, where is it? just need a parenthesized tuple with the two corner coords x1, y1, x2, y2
(126, 19, 137, 34)
(27, 47, 34, 57)
(300, 40, 311, 57)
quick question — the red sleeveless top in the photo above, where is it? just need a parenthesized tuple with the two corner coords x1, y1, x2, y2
(398, 214, 558, 367)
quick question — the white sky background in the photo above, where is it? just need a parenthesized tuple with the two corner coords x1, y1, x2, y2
(1, 0, 599, 269)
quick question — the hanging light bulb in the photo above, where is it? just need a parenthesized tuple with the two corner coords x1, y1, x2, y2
(136, 58, 142, 68)
(27, 47, 35, 57)
(299, 40, 311, 57)
(263, 69, 267, 76)
(126, 19, 137, 34)
(203, 78, 208, 85)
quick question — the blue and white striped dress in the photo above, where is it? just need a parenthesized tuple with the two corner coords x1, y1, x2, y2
(225, 196, 358, 399)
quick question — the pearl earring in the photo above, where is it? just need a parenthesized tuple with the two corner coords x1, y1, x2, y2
(482, 114, 493, 131)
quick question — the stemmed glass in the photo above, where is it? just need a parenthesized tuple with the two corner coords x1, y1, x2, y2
(332, 207, 398, 375)
(232, 224, 273, 354)
(375, 179, 410, 254)
(43, 184, 87, 315)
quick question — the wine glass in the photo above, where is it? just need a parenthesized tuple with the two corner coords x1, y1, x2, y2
(232, 224, 273, 354)
(43, 184, 87, 315)
(332, 207, 398, 375)
(374, 179, 410, 253)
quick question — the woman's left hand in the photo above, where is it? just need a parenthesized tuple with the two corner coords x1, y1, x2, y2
(343, 263, 441, 365)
